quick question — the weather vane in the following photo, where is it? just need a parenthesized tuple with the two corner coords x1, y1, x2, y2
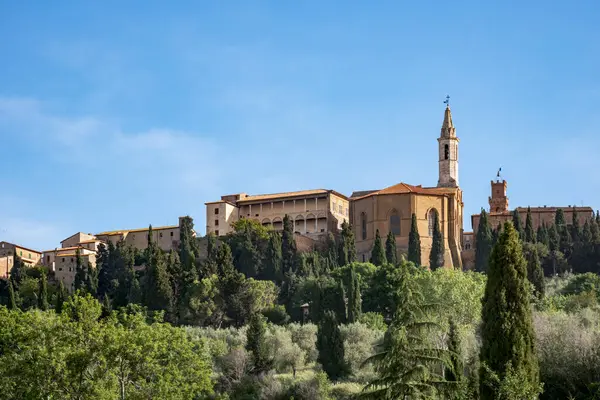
(443, 95, 450, 107)
(497, 167, 502, 179)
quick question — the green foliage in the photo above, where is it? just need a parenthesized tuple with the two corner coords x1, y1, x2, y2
(338, 220, 356, 266)
(446, 318, 464, 383)
(246, 314, 272, 374)
(74, 248, 86, 292)
(317, 310, 348, 381)
(263, 232, 283, 283)
(480, 222, 539, 399)
(524, 243, 545, 299)
(513, 208, 525, 241)
(37, 273, 48, 310)
(262, 304, 290, 325)
(525, 206, 537, 243)
(429, 209, 445, 269)
(326, 232, 339, 270)
(282, 215, 298, 275)
(358, 312, 387, 332)
(339, 322, 383, 382)
(9, 255, 27, 290)
(537, 223, 549, 247)
(408, 213, 422, 266)
(7, 279, 17, 310)
(370, 229, 386, 266)
(346, 266, 361, 323)
(385, 231, 397, 266)
(475, 210, 493, 272)
(55, 280, 67, 313)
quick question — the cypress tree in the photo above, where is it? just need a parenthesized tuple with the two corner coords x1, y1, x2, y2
(127, 274, 142, 304)
(37, 273, 48, 311)
(537, 223, 549, 247)
(385, 231, 397, 265)
(85, 264, 98, 296)
(282, 215, 297, 274)
(589, 216, 600, 244)
(96, 242, 113, 299)
(571, 207, 581, 243)
(548, 223, 560, 252)
(74, 248, 87, 292)
(55, 280, 67, 313)
(234, 226, 261, 277)
(179, 216, 199, 281)
(202, 233, 218, 276)
(7, 279, 17, 310)
(263, 232, 283, 283)
(596, 210, 600, 227)
(479, 222, 539, 399)
(526, 245, 545, 299)
(408, 213, 422, 266)
(346, 266, 361, 323)
(246, 313, 272, 374)
(524, 207, 536, 243)
(338, 220, 356, 266)
(475, 210, 493, 273)
(317, 310, 348, 381)
(429, 210, 444, 269)
(326, 232, 338, 269)
(370, 229, 387, 266)
(446, 317, 464, 384)
(144, 227, 174, 313)
(335, 279, 347, 323)
(512, 209, 525, 241)
(9, 256, 27, 290)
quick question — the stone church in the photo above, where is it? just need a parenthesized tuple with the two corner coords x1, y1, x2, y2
(350, 105, 464, 268)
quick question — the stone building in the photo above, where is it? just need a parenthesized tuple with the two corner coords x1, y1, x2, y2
(0, 242, 42, 278)
(205, 190, 350, 238)
(350, 105, 464, 268)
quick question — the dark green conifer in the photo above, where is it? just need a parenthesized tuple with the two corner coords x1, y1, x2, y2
(548, 223, 560, 252)
(571, 207, 581, 243)
(96, 242, 113, 299)
(85, 264, 98, 296)
(475, 210, 493, 273)
(127, 273, 142, 304)
(263, 232, 283, 283)
(246, 314, 272, 374)
(512, 208, 525, 241)
(537, 223, 549, 247)
(446, 318, 464, 384)
(408, 213, 422, 266)
(55, 280, 67, 313)
(282, 215, 297, 274)
(7, 279, 17, 310)
(526, 245, 545, 299)
(347, 266, 361, 323)
(144, 226, 174, 314)
(429, 210, 444, 269)
(74, 248, 87, 292)
(338, 220, 356, 266)
(385, 231, 397, 265)
(317, 310, 348, 381)
(9, 256, 27, 290)
(370, 229, 387, 266)
(480, 222, 539, 399)
(326, 232, 338, 269)
(524, 207, 536, 243)
(37, 273, 48, 310)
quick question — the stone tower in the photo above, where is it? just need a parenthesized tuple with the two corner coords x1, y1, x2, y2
(489, 179, 509, 213)
(437, 104, 459, 188)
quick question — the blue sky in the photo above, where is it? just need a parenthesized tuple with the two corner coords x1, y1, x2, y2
(1, 1, 599, 250)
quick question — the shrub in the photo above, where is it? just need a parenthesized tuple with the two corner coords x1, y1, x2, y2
(339, 322, 383, 382)
(262, 304, 291, 325)
(286, 323, 317, 364)
(357, 312, 387, 331)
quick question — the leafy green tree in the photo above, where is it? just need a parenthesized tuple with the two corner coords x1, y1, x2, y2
(246, 313, 272, 374)
(346, 266, 361, 323)
(317, 310, 348, 381)
(96, 242, 114, 299)
(232, 225, 261, 278)
(263, 232, 283, 283)
(216, 242, 246, 326)
(524, 207, 536, 243)
(525, 244, 545, 299)
(548, 223, 559, 252)
(338, 220, 356, 266)
(429, 209, 445, 269)
(74, 248, 87, 292)
(282, 215, 298, 274)
(364, 261, 453, 398)
(480, 222, 539, 399)
(408, 213, 422, 266)
(85, 263, 98, 296)
(512, 208, 525, 241)
(370, 229, 387, 266)
(127, 274, 142, 305)
(7, 279, 17, 310)
(55, 280, 67, 313)
(385, 231, 397, 266)
(37, 273, 48, 310)
(203, 232, 218, 276)
(9, 256, 27, 290)
(537, 223, 549, 247)
(335, 279, 347, 324)
(475, 210, 494, 273)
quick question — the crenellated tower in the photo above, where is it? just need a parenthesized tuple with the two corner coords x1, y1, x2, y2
(437, 103, 460, 188)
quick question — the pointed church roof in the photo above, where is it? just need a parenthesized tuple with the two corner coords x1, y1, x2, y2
(440, 105, 456, 138)
(351, 182, 451, 200)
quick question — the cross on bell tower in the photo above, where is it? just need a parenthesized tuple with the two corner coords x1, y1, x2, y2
(437, 96, 459, 188)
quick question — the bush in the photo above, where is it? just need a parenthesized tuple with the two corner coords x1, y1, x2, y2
(262, 305, 291, 325)
(287, 371, 331, 400)
(339, 323, 383, 382)
(286, 323, 317, 364)
(357, 312, 387, 331)
(265, 325, 304, 374)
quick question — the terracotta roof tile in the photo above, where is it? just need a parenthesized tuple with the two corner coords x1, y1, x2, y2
(96, 225, 178, 236)
(236, 189, 329, 203)
(352, 182, 451, 200)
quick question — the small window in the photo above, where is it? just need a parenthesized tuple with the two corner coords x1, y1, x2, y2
(321, 229, 325, 232)
(58, 267, 63, 271)
(132, 234, 136, 239)
(47, 256, 50, 262)
(29, 253, 31, 258)
(20, 251, 23, 256)
(390, 213, 401, 235)
(339, 205, 343, 214)
(362, 254, 366, 262)
(215, 220, 219, 226)
(159, 232, 163, 238)
(71, 258, 74, 262)
(214, 208, 219, 215)
(215, 230, 219, 236)
(255, 214, 259, 217)
(170, 231, 174, 237)
(69, 267, 72, 272)
(62, 258, 65, 262)
(444, 144, 449, 160)
(361, 212, 367, 240)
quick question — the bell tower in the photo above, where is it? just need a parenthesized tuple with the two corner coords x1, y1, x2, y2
(437, 96, 459, 188)
(489, 169, 509, 213)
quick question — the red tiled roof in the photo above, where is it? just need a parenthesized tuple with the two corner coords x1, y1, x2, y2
(352, 182, 453, 200)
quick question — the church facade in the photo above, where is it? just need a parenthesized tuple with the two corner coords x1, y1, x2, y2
(350, 105, 464, 268)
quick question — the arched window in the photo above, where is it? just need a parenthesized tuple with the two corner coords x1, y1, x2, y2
(389, 210, 401, 236)
(428, 209, 438, 237)
(361, 212, 367, 240)
(444, 144, 449, 160)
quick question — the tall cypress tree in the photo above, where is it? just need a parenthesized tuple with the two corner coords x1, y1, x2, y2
(526, 245, 545, 299)
(202, 233, 218, 276)
(7, 279, 17, 310)
(475, 210, 493, 273)
(429, 210, 444, 269)
(537, 223, 549, 247)
(555, 209, 573, 258)
(524, 207, 536, 243)
(246, 313, 272, 374)
(37, 273, 48, 310)
(571, 207, 581, 243)
(144, 226, 174, 314)
(346, 266, 361, 323)
(9, 256, 26, 290)
(55, 280, 67, 313)
(263, 232, 283, 283)
(335, 279, 347, 324)
(480, 222, 539, 399)
(548, 223, 560, 252)
(282, 215, 297, 274)
(85, 264, 98, 296)
(338, 220, 356, 266)
(326, 232, 338, 269)
(96, 242, 113, 299)
(317, 310, 348, 381)
(370, 229, 387, 266)
(446, 317, 464, 384)
(408, 213, 422, 266)
(74, 248, 87, 292)
(385, 231, 398, 265)
(512, 209, 525, 241)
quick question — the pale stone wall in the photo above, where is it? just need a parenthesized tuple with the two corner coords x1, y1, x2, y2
(61, 232, 96, 248)
(54, 252, 96, 292)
